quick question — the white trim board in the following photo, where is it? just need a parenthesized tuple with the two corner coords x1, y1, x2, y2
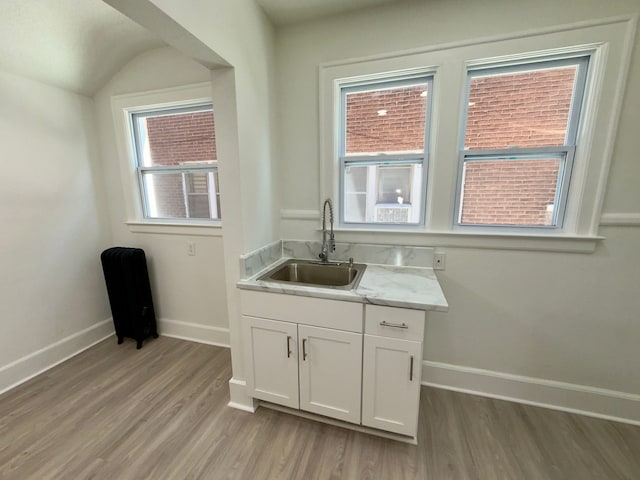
(599, 213, 640, 226)
(157, 318, 230, 348)
(280, 209, 321, 220)
(228, 377, 257, 412)
(282, 209, 640, 227)
(125, 221, 223, 236)
(422, 360, 640, 426)
(0, 319, 114, 396)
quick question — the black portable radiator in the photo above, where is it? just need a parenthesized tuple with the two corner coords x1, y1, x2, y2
(100, 247, 158, 349)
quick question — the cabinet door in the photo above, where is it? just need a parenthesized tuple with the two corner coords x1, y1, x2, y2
(362, 334, 422, 437)
(298, 325, 362, 424)
(242, 315, 299, 409)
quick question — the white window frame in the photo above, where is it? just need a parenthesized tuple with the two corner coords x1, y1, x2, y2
(111, 83, 222, 235)
(319, 16, 636, 251)
(455, 56, 589, 230)
(338, 75, 434, 228)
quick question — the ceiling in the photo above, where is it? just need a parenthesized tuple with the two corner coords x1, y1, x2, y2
(0, 0, 404, 96)
(0, 0, 164, 96)
(256, 0, 404, 25)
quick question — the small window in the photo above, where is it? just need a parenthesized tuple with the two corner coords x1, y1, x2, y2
(131, 104, 220, 220)
(456, 57, 588, 228)
(340, 76, 433, 225)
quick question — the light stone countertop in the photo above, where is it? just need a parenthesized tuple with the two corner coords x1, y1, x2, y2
(237, 259, 448, 312)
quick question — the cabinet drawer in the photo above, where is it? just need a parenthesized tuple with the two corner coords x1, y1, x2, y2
(240, 290, 364, 333)
(365, 305, 424, 341)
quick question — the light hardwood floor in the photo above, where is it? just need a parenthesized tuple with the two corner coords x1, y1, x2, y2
(1, 336, 638, 479)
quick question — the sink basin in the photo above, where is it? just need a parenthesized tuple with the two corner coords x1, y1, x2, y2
(258, 259, 367, 290)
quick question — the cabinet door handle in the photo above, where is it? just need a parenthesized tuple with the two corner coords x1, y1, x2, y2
(302, 338, 307, 361)
(409, 355, 414, 381)
(380, 321, 409, 329)
(286, 336, 292, 358)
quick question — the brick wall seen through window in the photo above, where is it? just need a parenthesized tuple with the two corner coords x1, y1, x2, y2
(141, 111, 217, 219)
(457, 67, 577, 226)
(346, 85, 427, 155)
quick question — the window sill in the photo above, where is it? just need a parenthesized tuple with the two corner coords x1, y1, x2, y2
(125, 221, 223, 237)
(329, 227, 604, 253)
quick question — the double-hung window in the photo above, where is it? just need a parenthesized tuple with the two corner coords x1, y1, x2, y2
(131, 103, 220, 221)
(321, 17, 634, 249)
(456, 57, 589, 229)
(339, 76, 433, 226)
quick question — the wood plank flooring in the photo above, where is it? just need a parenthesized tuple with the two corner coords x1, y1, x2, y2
(1, 336, 638, 479)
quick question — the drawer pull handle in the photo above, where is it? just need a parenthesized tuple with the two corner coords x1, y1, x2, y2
(380, 321, 409, 329)
(302, 338, 308, 361)
(410, 355, 414, 381)
(286, 336, 292, 358)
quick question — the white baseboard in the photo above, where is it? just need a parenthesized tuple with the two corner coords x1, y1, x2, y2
(422, 360, 640, 426)
(0, 319, 114, 396)
(158, 318, 229, 348)
(228, 377, 257, 412)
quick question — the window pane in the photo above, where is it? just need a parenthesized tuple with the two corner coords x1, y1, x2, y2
(185, 171, 210, 194)
(187, 195, 210, 219)
(344, 163, 422, 224)
(344, 193, 367, 222)
(141, 171, 219, 220)
(344, 164, 368, 222)
(134, 108, 216, 167)
(465, 65, 578, 149)
(345, 82, 428, 155)
(459, 157, 562, 226)
(345, 164, 367, 193)
(185, 172, 211, 218)
(377, 166, 412, 204)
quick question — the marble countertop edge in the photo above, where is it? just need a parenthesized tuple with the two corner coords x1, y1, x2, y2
(237, 258, 449, 312)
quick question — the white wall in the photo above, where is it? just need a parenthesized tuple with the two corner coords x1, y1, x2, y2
(115, 0, 280, 408)
(0, 69, 113, 392)
(94, 47, 230, 346)
(275, 0, 640, 417)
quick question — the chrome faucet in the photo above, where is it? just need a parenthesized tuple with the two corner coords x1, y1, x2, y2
(319, 198, 335, 263)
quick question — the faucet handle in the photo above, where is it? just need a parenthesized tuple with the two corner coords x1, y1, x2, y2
(348, 257, 354, 267)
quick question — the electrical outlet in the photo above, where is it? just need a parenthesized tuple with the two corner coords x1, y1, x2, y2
(433, 253, 446, 270)
(187, 241, 196, 256)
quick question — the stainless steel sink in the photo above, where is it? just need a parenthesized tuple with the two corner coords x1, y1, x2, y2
(258, 259, 367, 290)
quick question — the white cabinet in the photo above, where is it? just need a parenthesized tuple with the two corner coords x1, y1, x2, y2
(362, 335, 422, 436)
(242, 316, 299, 409)
(362, 305, 425, 437)
(241, 290, 363, 424)
(240, 291, 426, 440)
(241, 290, 363, 332)
(298, 325, 362, 424)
